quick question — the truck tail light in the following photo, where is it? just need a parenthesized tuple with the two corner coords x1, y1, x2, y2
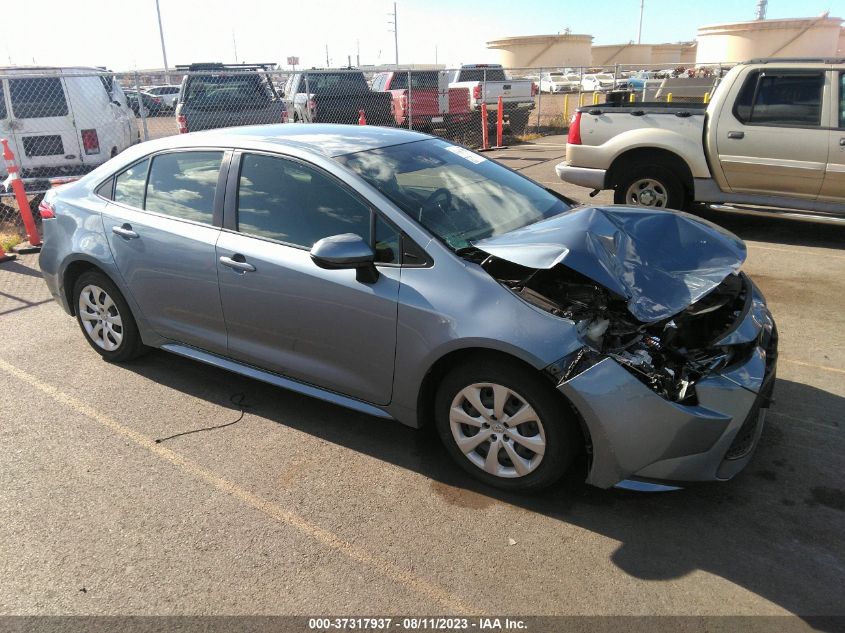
(531, 82, 538, 97)
(281, 109, 289, 123)
(400, 94, 408, 114)
(81, 129, 100, 155)
(177, 114, 188, 134)
(472, 84, 482, 102)
(308, 98, 317, 112)
(38, 199, 56, 219)
(567, 111, 582, 145)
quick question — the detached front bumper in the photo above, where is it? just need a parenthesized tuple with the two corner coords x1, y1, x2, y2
(558, 282, 778, 489)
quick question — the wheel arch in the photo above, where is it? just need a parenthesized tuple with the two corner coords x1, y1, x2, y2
(606, 147, 694, 198)
(415, 347, 592, 455)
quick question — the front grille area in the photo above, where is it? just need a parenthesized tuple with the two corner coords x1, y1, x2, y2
(22, 135, 65, 157)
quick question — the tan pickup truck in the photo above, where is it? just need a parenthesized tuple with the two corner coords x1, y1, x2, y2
(556, 58, 845, 223)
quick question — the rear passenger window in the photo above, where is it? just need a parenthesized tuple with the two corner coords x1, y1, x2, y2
(0, 83, 6, 119)
(733, 71, 824, 127)
(9, 78, 69, 118)
(113, 159, 149, 208)
(237, 153, 371, 249)
(145, 152, 222, 224)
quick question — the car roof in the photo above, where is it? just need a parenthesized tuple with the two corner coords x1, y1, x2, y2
(133, 124, 433, 158)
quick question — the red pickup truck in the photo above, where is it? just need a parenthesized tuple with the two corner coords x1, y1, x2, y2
(371, 71, 472, 131)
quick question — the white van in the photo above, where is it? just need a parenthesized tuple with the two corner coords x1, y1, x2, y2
(0, 66, 140, 185)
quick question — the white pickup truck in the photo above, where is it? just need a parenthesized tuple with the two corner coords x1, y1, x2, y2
(556, 58, 845, 222)
(447, 64, 536, 134)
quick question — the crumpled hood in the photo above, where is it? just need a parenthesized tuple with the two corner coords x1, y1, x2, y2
(473, 206, 747, 323)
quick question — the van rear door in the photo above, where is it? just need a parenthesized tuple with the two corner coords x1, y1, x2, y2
(6, 75, 83, 173)
(0, 79, 25, 175)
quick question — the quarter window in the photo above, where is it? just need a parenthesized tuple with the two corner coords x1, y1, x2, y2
(236, 153, 372, 250)
(9, 78, 69, 118)
(145, 151, 222, 224)
(0, 83, 6, 119)
(113, 159, 149, 208)
(734, 71, 824, 127)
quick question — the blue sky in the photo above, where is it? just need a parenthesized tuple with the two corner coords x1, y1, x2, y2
(4, 0, 843, 70)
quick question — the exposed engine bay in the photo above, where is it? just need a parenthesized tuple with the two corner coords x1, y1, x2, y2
(462, 249, 749, 405)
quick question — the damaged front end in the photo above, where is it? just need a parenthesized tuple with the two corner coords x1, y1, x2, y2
(468, 206, 778, 487)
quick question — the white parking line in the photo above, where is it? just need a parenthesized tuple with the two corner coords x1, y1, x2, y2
(0, 356, 475, 614)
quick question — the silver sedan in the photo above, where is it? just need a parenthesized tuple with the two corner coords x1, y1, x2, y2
(38, 124, 777, 492)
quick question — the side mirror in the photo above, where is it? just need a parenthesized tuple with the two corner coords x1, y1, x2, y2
(310, 233, 379, 284)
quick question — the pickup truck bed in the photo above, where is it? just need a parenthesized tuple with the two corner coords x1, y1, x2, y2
(557, 59, 845, 221)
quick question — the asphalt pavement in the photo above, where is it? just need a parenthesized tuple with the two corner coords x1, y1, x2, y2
(0, 137, 843, 627)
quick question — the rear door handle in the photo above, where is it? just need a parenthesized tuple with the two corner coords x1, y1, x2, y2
(727, 131, 745, 139)
(839, 137, 845, 147)
(112, 224, 139, 239)
(219, 255, 256, 273)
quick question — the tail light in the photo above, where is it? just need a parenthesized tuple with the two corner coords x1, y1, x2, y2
(472, 84, 482, 102)
(531, 82, 538, 97)
(153, 97, 162, 104)
(307, 98, 317, 117)
(81, 129, 100, 155)
(38, 199, 56, 219)
(567, 111, 582, 145)
(400, 94, 408, 114)
(177, 114, 188, 134)
(281, 110, 289, 123)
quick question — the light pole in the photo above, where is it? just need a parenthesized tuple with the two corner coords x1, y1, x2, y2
(637, 0, 644, 45)
(155, 0, 170, 82)
(387, 2, 398, 66)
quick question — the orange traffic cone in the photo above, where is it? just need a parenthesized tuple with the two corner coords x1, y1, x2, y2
(358, 110, 367, 125)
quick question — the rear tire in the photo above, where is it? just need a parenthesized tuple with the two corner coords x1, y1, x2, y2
(73, 271, 147, 363)
(613, 163, 687, 210)
(434, 358, 580, 491)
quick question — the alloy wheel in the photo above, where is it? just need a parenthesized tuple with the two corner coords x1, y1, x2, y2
(625, 178, 669, 207)
(78, 284, 124, 351)
(448, 382, 546, 478)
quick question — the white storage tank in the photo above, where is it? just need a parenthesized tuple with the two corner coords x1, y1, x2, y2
(591, 44, 654, 67)
(486, 34, 593, 69)
(696, 15, 843, 64)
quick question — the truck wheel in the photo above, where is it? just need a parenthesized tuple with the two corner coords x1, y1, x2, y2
(614, 164, 686, 210)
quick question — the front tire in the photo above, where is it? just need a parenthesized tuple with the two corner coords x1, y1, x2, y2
(73, 271, 147, 362)
(434, 358, 580, 491)
(613, 164, 686, 210)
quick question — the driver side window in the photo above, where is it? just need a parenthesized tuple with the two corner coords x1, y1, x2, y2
(236, 153, 399, 264)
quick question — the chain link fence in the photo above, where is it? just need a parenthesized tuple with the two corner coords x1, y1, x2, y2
(0, 62, 729, 242)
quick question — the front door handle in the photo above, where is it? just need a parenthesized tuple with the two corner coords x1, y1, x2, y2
(219, 255, 256, 273)
(727, 131, 745, 139)
(112, 224, 139, 239)
(839, 137, 845, 147)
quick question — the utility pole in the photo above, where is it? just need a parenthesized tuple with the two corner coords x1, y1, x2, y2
(232, 30, 238, 63)
(387, 2, 398, 66)
(155, 0, 170, 82)
(356, 39, 360, 67)
(637, 0, 644, 45)
(325, 44, 330, 67)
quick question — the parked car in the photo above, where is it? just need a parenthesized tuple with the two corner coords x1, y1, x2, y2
(283, 69, 394, 126)
(539, 72, 581, 93)
(447, 64, 536, 134)
(626, 71, 659, 91)
(124, 89, 165, 117)
(581, 73, 626, 92)
(174, 63, 288, 133)
(0, 66, 139, 186)
(557, 57, 844, 220)
(370, 70, 472, 131)
(39, 124, 777, 492)
(146, 85, 181, 110)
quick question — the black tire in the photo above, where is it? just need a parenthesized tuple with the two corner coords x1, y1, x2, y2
(613, 163, 687, 210)
(73, 270, 147, 363)
(434, 358, 581, 491)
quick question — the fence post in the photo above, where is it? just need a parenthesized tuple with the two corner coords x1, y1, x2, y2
(304, 73, 311, 123)
(666, 92, 673, 103)
(703, 92, 711, 104)
(134, 71, 149, 141)
(563, 94, 569, 123)
(407, 70, 413, 130)
(535, 67, 542, 133)
(1, 139, 42, 248)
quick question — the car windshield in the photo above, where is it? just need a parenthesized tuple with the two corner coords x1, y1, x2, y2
(336, 139, 571, 251)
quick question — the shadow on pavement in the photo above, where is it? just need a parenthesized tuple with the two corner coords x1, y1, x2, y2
(123, 352, 845, 625)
